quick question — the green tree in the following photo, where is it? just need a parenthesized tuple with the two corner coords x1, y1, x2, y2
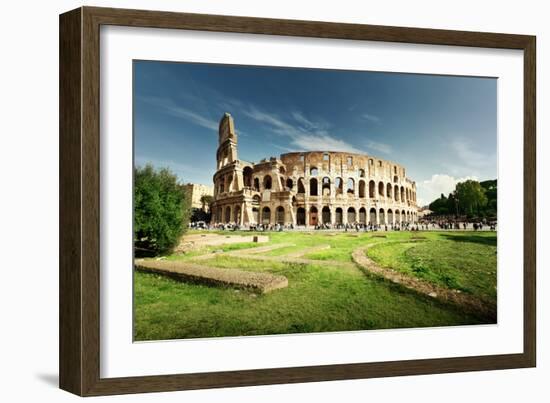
(429, 193, 450, 215)
(455, 180, 488, 216)
(134, 164, 190, 255)
(200, 194, 214, 211)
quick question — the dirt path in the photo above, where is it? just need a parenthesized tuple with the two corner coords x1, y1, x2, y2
(352, 246, 496, 321)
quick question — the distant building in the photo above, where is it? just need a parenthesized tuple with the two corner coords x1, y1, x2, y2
(417, 207, 433, 218)
(183, 183, 214, 211)
(211, 113, 419, 226)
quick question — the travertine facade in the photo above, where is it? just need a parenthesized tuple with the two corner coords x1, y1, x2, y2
(211, 113, 418, 227)
(183, 183, 214, 211)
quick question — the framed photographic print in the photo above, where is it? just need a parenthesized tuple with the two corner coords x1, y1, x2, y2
(59, 6, 536, 396)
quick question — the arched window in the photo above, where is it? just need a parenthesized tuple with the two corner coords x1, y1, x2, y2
(369, 180, 375, 198)
(400, 186, 405, 201)
(243, 166, 253, 187)
(358, 180, 366, 198)
(323, 153, 329, 161)
(310, 167, 318, 176)
(253, 177, 260, 192)
(347, 178, 355, 194)
(263, 175, 272, 190)
(309, 178, 318, 196)
(394, 185, 399, 201)
(279, 166, 286, 174)
(378, 181, 384, 197)
(322, 177, 330, 195)
(286, 178, 293, 190)
(358, 168, 365, 178)
(297, 178, 305, 194)
(335, 177, 343, 195)
(386, 183, 392, 198)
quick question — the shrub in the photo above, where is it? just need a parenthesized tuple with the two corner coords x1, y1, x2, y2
(134, 164, 190, 255)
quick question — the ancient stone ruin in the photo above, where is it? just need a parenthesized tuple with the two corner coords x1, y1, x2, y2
(211, 113, 418, 227)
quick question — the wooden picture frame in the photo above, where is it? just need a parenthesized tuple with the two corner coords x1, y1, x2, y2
(59, 6, 536, 396)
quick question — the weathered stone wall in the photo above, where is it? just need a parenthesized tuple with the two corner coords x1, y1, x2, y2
(211, 114, 419, 226)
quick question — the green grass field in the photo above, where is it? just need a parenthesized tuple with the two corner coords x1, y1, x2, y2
(134, 230, 497, 341)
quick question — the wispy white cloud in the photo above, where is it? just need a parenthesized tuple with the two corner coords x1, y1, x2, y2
(362, 113, 381, 123)
(291, 134, 363, 153)
(241, 106, 362, 153)
(365, 140, 392, 155)
(451, 138, 495, 169)
(416, 174, 477, 206)
(138, 95, 218, 131)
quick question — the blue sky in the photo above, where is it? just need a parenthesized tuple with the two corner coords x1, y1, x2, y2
(134, 60, 497, 205)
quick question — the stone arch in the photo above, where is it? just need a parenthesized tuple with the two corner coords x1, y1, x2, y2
(225, 205, 231, 223)
(322, 206, 331, 224)
(369, 208, 377, 225)
(243, 166, 253, 187)
(359, 180, 366, 198)
(394, 185, 399, 201)
(276, 206, 285, 224)
(379, 208, 386, 225)
(400, 186, 405, 201)
(263, 175, 272, 190)
(335, 177, 343, 195)
(395, 209, 400, 223)
(252, 196, 260, 223)
(296, 207, 306, 225)
(253, 177, 260, 192)
(347, 207, 356, 223)
(335, 207, 343, 225)
(378, 181, 385, 198)
(358, 168, 366, 178)
(309, 206, 319, 226)
(369, 180, 376, 198)
(386, 183, 392, 198)
(347, 178, 355, 195)
(393, 175, 398, 183)
(322, 177, 331, 195)
(279, 166, 286, 174)
(387, 209, 394, 225)
(286, 178, 293, 190)
(262, 207, 271, 224)
(359, 207, 367, 224)
(310, 167, 318, 176)
(297, 178, 305, 194)
(309, 177, 318, 196)
(401, 210, 406, 222)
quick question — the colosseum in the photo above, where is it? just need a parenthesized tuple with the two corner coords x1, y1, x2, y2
(211, 113, 418, 227)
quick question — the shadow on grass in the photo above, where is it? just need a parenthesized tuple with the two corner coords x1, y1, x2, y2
(440, 233, 497, 247)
